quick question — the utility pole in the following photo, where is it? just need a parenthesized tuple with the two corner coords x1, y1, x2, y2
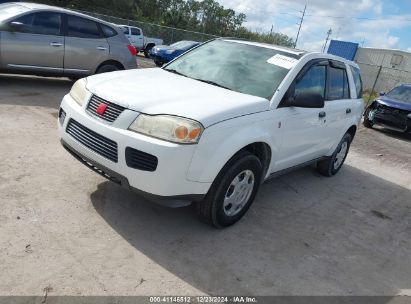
(322, 28, 332, 53)
(270, 24, 274, 37)
(294, 3, 307, 48)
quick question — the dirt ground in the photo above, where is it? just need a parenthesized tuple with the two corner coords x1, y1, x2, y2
(0, 59, 410, 297)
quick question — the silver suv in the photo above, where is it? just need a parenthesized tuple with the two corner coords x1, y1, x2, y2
(0, 2, 137, 78)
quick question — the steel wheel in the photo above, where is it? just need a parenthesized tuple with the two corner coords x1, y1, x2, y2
(333, 141, 348, 170)
(223, 170, 255, 217)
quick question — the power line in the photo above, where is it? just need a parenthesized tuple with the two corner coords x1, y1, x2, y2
(304, 14, 411, 22)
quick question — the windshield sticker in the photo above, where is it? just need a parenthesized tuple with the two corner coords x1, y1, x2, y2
(267, 54, 298, 69)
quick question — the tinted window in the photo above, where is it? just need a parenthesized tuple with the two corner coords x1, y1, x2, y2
(130, 27, 141, 35)
(295, 65, 326, 98)
(67, 15, 101, 38)
(120, 26, 129, 35)
(101, 24, 117, 37)
(328, 67, 350, 100)
(11, 12, 61, 35)
(350, 66, 363, 98)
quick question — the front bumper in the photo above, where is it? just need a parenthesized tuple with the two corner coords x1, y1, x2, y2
(58, 94, 210, 206)
(369, 106, 411, 132)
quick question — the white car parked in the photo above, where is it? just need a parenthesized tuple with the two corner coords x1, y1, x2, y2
(119, 25, 163, 57)
(58, 38, 364, 227)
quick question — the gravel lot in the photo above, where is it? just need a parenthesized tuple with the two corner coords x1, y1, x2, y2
(0, 58, 410, 297)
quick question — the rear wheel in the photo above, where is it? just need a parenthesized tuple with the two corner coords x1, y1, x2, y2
(196, 151, 262, 228)
(317, 133, 352, 177)
(144, 45, 154, 58)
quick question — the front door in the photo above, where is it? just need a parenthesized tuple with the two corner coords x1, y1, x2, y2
(273, 63, 328, 172)
(63, 14, 109, 76)
(0, 11, 64, 74)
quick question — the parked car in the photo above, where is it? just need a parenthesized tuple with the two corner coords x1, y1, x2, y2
(58, 38, 363, 227)
(0, 3, 137, 78)
(363, 84, 411, 133)
(150, 40, 200, 66)
(119, 25, 163, 58)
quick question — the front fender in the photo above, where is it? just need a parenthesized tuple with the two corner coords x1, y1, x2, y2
(187, 115, 276, 183)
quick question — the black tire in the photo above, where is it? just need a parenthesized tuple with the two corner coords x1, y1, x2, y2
(154, 60, 163, 67)
(196, 151, 262, 228)
(363, 108, 374, 128)
(317, 133, 352, 177)
(144, 48, 152, 58)
(96, 64, 120, 74)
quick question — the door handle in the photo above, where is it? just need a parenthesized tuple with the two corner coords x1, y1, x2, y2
(346, 108, 352, 114)
(50, 42, 63, 47)
(96, 46, 108, 51)
(319, 111, 326, 118)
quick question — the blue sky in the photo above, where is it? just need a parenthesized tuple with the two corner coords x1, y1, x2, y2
(218, 0, 411, 52)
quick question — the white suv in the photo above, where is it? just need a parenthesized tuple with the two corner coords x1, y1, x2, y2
(58, 38, 364, 227)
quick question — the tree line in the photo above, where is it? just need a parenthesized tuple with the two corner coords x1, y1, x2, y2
(33, 0, 295, 47)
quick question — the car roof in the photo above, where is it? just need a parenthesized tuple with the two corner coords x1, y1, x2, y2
(8, 2, 117, 27)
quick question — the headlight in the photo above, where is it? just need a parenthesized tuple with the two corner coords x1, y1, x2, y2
(408, 113, 411, 119)
(129, 114, 203, 144)
(69, 78, 89, 106)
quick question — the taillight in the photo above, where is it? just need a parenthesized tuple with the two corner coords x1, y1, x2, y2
(127, 45, 137, 56)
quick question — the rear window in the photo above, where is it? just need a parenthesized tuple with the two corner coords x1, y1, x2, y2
(350, 66, 363, 98)
(328, 67, 350, 100)
(67, 15, 101, 39)
(101, 24, 117, 37)
(130, 27, 141, 35)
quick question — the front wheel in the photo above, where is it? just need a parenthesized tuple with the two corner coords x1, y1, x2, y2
(196, 151, 262, 228)
(317, 133, 352, 177)
(363, 108, 374, 128)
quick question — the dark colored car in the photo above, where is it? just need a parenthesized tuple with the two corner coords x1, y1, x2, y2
(363, 84, 411, 133)
(149, 40, 199, 66)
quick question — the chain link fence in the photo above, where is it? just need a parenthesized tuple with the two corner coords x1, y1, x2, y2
(357, 61, 411, 104)
(78, 10, 219, 45)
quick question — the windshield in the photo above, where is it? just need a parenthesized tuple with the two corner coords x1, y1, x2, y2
(386, 85, 411, 103)
(164, 40, 298, 99)
(0, 3, 29, 23)
(170, 41, 197, 49)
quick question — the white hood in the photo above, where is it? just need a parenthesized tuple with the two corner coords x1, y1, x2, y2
(86, 68, 269, 127)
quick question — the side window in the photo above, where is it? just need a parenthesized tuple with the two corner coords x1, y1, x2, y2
(10, 12, 61, 35)
(101, 24, 117, 38)
(130, 27, 141, 36)
(121, 26, 129, 35)
(350, 66, 363, 98)
(67, 15, 101, 39)
(327, 67, 350, 100)
(295, 65, 326, 98)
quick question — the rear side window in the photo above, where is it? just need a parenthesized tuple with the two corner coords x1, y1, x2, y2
(295, 65, 326, 98)
(67, 15, 101, 39)
(101, 24, 117, 37)
(350, 66, 363, 98)
(130, 27, 141, 35)
(327, 67, 350, 100)
(11, 12, 62, 35)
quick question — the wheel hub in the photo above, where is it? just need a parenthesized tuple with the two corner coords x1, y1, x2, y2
(223, 170, 255, 217)
(334, 141, 348, 170)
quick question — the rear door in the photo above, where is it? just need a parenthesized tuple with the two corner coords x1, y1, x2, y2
(0, 11, 64, 74)
(322, 60, 353, 150)
(63, 14, 109, 76)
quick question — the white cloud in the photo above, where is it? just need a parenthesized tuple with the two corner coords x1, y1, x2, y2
(217, 0, 411, 52)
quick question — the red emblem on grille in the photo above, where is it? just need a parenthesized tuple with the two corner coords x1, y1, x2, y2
(96, 103, 107, 115)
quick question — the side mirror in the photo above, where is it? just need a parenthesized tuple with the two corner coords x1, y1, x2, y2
(379, 91, 385, 96)
(9, 21, 23, 32)
(288, 92, 325, 108)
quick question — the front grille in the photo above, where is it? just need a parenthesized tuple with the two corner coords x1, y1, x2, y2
(86, 95, 126, 123)
(125, 147, 158, 171)
(66, 119, 118, 162)
(59, 108, 66, 126)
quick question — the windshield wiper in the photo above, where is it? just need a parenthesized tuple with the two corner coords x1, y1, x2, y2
(164, 68, 187, 77)
(193, 78, 233, 91)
